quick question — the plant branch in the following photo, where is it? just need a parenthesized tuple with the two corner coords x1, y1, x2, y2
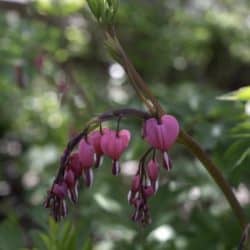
(179, 130, 247, 229)
(106, 27, 248, 230)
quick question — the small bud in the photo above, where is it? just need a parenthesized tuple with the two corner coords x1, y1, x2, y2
(78, 139, 95, 169)
(131, 175, 140, 192)
(147, 160, 159, 181)
(64, 170, 75, 188)
(143, 186, 154, 198)
(68, 153, 82, 177)
(52, 183, 67, 199)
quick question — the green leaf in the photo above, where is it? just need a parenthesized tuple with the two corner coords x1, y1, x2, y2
(217, 86, 250, 101)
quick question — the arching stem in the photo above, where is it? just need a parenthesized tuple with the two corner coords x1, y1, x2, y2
(105, 27, 248, 230)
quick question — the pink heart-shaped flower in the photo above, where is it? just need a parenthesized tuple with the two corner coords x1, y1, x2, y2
(88, 128, 110, 156)
(78, 138, 95, 168)
(101, 129, 131, 160)
(144, 114, 179, 150)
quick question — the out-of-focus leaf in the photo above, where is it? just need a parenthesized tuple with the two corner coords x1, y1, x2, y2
(217, 86, 250, 101)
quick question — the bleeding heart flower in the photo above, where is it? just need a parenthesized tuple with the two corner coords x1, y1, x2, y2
(101, 129, 131, 175)
(143, 114, 179, 151)
(101, 129, 131, 160)
(88, 128, 109, 167)
(64, 169, 75, 188)
(78, 138, 95, 169)
(67, 153, 82, 177)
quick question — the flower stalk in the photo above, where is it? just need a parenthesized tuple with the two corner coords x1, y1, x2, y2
(104, 27, 248, 230)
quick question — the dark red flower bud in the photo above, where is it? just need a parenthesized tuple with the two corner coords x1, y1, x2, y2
(52, 183, 67, 199)
(64, 169, 75, 188)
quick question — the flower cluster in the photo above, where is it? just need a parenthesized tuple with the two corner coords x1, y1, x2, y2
(44, 111, 179, 224)
(128, 114, 179, 224)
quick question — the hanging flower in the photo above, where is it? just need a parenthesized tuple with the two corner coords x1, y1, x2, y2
(143, 114, 179, 171)
(78, 138, 95, 186)
(88, 128, 110, 167)
(143, 114, 179, 151)
(101, 129, 131, 175)
(44, 109, 180, 225)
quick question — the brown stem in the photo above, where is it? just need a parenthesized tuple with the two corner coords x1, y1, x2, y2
(179, 130, 247, 229)
(106, 28, 248, 230)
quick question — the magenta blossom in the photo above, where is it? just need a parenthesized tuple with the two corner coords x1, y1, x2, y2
(52, 183, 67, 199)
(48, 182, 68, 220)
(147, 160, 159, 192)
(78, 138, 95, 168)
(64, 169, 78, 203)
(45, 109, 180, 225)
(67, 152, 82, 177)
(101, 129, 131, 175)
(143, 114, 179, 151)
(143, 114, 179, 171)
(88, 128, 109, 167)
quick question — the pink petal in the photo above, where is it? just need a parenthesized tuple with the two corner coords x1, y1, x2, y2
(144, 118, 162, 149)
(119, 129, 131, 147)
(144, 115, 180, 150)
(131, 175, 140, 192)
(143, 186, 154, 198)
(68, 153, 82, 177)
(64, 170, 75, 188)
(78, 139, 95, 168)
(161, 115, 180, 149)
(52, 183, 67, 199)
(88, 128, 109, 155)
(147, 160, 159, 181)
(101, 130, 130, 160)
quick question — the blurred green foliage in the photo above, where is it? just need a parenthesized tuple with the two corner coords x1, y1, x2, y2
(0, 0, 250, 249)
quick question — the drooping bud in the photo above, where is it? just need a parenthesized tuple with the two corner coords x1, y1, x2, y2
(64, 170, 75, 188)
(147, 160, 159, 181)
(131, 175, 140, 192)
(88, 128, 109, 167)
(68, 153, 82, 177)
(143, 186, 154, 198)
(52, 183, 67, 199)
